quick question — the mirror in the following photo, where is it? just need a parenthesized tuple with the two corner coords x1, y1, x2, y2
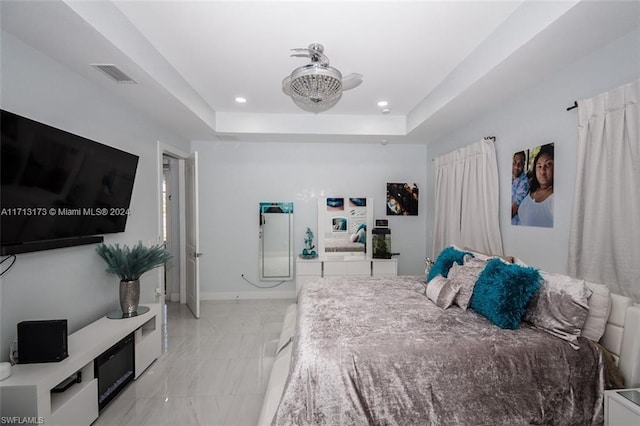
(317, 198, 373, 259)
(259, 202, 294, 280)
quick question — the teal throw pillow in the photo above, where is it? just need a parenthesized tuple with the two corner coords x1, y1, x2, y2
(427, 246, 471, 282)
(470, 258, 542, 330)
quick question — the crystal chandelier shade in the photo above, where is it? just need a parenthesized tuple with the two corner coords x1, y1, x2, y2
(282, 43, 362, 113)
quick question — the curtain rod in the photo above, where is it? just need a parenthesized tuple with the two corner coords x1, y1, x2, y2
(431, 136, 496, 161)
(567, 101, 578, 111)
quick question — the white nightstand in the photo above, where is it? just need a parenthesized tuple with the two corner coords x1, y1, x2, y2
(605, 388, 640, 426)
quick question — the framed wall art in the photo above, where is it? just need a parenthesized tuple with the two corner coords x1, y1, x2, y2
(511, 143, 554, 227)
(386, 183, 418, 216)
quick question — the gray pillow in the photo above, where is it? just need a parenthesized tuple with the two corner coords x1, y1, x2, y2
(426, 275, 460, 309)
(449, 256, 487, 310)
(524, 271, 592, 349)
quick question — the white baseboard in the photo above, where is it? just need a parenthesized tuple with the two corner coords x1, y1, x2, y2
(200, 291, 296, 301)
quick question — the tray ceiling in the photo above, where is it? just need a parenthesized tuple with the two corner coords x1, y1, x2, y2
(1, 1, 638, 143)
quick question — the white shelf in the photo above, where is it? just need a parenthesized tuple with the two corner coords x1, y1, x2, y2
(0, 303, 161, 425)
(134, 316, 160, 378)
(50, 379, 97, 425)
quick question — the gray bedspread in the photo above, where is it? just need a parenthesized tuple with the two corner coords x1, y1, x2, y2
(273, 275, 605, 425)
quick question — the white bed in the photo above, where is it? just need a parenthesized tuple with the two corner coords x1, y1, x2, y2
(258, 280, 640, 425)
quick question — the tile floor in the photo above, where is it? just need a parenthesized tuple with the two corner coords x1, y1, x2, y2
(93, 298, 295, 426)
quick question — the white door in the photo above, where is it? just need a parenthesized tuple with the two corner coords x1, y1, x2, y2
(185, 152, 200, 318)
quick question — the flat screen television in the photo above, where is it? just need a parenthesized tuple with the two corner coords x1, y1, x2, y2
(1, 110, 139, 255)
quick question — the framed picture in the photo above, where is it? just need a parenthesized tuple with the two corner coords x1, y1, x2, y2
(511, 143, 554, 227)
(386, 183, 418, 216)
(331, 217, 347, 232)
(326, 197, 344, 211)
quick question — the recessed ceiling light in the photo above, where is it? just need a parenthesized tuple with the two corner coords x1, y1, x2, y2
(381, 108, 391, 114)
(235, 97, 247, 103)
(377, 100, 388, 107)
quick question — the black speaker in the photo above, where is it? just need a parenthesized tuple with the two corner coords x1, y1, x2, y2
(17, 319, 68, 364)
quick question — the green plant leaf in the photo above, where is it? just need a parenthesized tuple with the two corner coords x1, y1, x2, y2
(96, 241, 172, 281)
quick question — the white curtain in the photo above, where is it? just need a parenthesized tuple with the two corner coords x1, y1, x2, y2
(432, 138, 503, 256)
(568, 79, 640, 302)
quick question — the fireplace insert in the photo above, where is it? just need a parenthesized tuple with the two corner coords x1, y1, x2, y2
(95, 332, 135, 411)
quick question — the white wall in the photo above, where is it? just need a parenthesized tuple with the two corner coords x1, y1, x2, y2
(0, 32, 190, 361)
(191, 141, 427, 299)
(2, 23, 635, 361)
(425, 28, 640, 273)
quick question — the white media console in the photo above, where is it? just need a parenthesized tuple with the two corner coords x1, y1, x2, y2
(0, 303, 161, 425)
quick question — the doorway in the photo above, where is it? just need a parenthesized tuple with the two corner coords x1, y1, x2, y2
(157, 142, 200, 319)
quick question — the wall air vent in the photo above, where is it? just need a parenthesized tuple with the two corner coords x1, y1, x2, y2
(91, 64, 137, 84)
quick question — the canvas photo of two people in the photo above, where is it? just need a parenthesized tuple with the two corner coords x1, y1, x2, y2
(512, 143, 554, 228)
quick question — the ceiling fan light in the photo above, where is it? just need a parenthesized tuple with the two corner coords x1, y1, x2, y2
(291, 93, 342, 113)
(282, 43, 360, 114)
(290, 75, 341, 99)
(284, 66, 343, 113)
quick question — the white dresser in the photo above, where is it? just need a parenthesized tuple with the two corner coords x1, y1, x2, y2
(296, 257, 397, 296)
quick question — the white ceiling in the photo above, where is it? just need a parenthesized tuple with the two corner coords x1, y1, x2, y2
(1, 1, 639, 144)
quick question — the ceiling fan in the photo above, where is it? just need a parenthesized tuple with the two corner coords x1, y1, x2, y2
(282, 43, 363, 113)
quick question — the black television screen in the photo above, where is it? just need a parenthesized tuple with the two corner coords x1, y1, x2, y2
(1, 110, 139, 255)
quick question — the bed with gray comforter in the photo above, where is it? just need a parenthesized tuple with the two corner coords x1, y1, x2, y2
(272, 275, 606, 425)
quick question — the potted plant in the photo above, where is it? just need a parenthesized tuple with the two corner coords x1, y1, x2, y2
(96, 241, 172, 317)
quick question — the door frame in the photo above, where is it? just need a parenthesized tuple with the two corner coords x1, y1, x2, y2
(157, 142, 188, 305)
(185, 152, 200, 318)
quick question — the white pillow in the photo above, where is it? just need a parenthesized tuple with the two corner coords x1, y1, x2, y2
(581, 281, 611, 342)
(426, 276, 460, 309)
